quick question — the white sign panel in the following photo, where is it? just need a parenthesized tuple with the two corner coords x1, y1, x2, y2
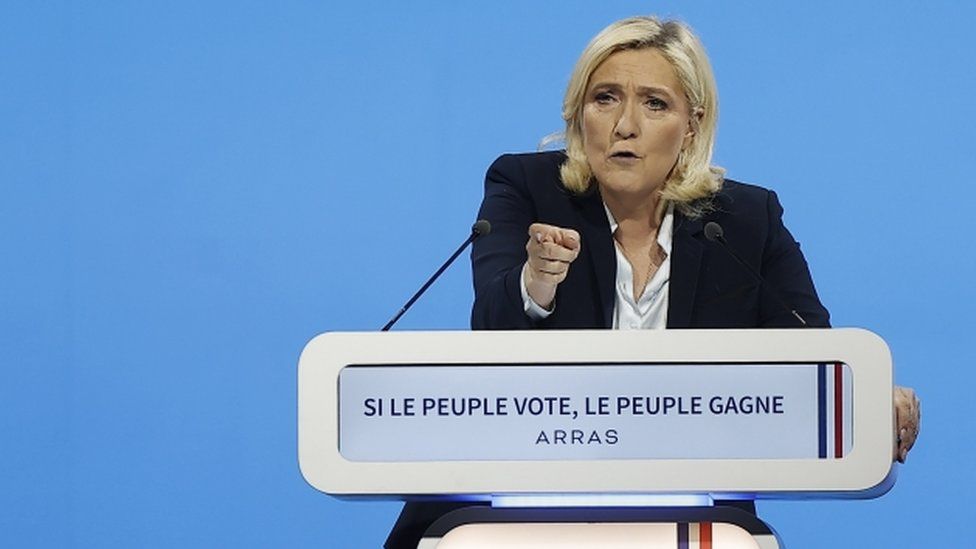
(339, 363, 853, 462)
(298, 329, 893, 497)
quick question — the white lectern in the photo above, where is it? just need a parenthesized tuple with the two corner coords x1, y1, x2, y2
(299, 329, 895, 548)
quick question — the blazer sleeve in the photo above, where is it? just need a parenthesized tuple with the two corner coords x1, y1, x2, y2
(470, 154, 537, 330)
(758, 190, 831, 328)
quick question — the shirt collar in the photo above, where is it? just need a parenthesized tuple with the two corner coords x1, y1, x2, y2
(603, 202, 675, 252)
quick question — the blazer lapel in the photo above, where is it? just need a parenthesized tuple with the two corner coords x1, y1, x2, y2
(668, 213, 703, 328)
(572, 189, 615, 328)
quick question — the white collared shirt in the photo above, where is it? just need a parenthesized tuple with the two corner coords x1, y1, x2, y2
(607, 204, 673, 330)
(521, 205, 674, 330)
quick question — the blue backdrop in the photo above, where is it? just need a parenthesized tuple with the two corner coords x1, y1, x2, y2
(3, 1, 972, 547)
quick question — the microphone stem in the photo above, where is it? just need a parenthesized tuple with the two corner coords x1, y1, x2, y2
(381, 230, 479, 331)
(716, 235, 807, 327)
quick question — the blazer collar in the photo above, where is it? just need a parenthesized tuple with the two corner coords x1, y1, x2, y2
(572, 187, 615, 328)
(668, 213, 704, 328)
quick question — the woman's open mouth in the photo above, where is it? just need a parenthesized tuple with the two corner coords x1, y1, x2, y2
(609, 151, 640, 163)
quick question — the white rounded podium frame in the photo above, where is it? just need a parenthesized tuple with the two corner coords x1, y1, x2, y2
(298, 328, 894, 499)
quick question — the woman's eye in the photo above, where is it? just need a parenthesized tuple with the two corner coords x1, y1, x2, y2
(646, 97, 668, 110)
(594, 92, 615, 105)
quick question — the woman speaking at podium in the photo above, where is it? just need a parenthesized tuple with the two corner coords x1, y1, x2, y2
(469, 15, 917, 461)
(471, 16, 825, 332)
(388, 15, 919, 548)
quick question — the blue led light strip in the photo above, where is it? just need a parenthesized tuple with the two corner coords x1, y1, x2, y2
(491, 494, 715, 508)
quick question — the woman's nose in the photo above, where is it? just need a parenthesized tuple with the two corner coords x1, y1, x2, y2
(613, 100, 640, 139)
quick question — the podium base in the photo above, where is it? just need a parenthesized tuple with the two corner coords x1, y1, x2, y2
(419, 506, 781, 549)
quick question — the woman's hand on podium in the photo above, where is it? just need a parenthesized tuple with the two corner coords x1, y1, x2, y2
(893, 385, 920, 463)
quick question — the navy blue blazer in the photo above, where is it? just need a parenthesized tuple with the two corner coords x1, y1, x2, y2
(471, 151, 829, 329)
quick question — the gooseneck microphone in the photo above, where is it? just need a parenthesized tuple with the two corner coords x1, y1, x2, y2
(703, 221, 808, 326)
(381, 220, 492, 331)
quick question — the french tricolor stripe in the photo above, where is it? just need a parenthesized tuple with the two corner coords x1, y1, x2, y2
(677, 522, 712, 549)
(817, 362, 853, 458)
(834, 362, 843, 458)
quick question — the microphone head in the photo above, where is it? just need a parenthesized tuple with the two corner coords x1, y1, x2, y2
(472, 219, 492, 236)
(704, 222, 724, 242)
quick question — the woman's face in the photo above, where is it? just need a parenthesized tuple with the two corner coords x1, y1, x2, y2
(582, 48, 694, 201)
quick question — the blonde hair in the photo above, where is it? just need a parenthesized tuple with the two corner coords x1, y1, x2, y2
(559, 16, 725, 217)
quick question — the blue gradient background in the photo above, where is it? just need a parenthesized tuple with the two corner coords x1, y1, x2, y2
(2, 2, 972, 547)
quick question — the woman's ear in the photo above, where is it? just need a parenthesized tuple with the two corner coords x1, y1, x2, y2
(683, 107, 704, 148)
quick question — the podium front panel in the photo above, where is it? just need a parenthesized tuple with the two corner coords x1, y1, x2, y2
(298, 329, 893, 498)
